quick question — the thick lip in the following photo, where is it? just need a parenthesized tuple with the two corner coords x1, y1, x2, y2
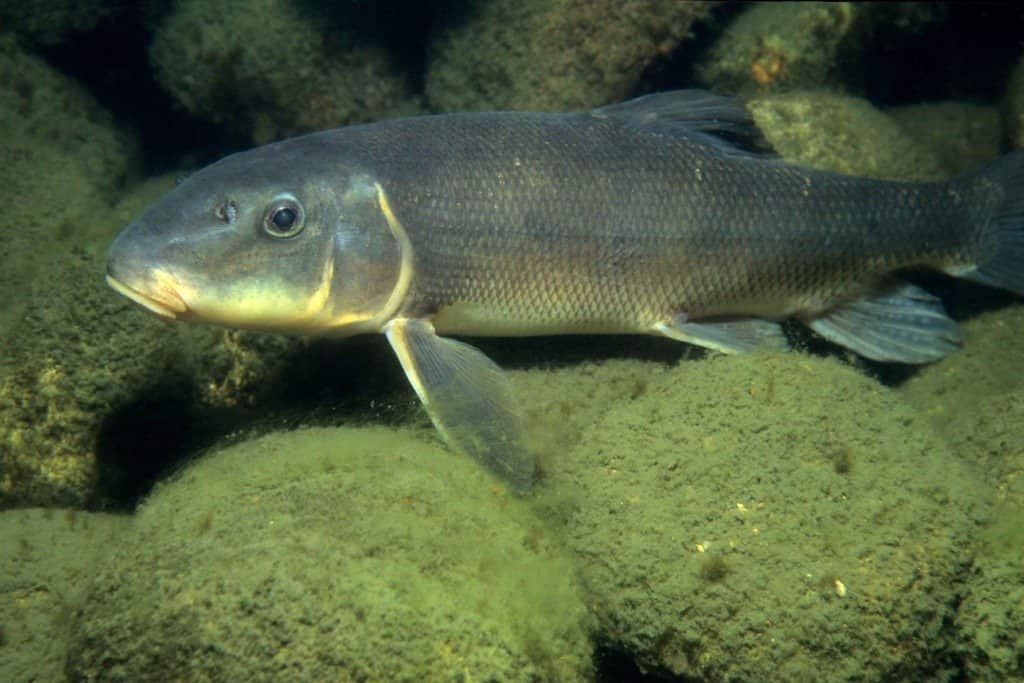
(106, 272, 189, 320)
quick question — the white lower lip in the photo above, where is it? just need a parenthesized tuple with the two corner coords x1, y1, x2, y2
(106, 274, 185, 320)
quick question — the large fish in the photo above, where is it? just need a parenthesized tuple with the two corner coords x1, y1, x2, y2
(106, 91, 1024, 492)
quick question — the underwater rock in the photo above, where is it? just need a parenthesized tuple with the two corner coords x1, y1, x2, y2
(425, 0, 713, 112)
(695, 2, 940, 95)
(887, 102, 1002, 175)
(0, 0, 116, 47)
(66, 426, 593, 682)
(748, 90, 948, 181)
(0, 507, 130, 682)
(901, 306, 1024, 505)
(148, 0, 415, 144)
(0, 35, 147, 506)
(0, 34, 133, 196)
(1005, 55, 1024, 150)
(543, 352, 988, 680)
(0, 243, 195, 507)
(696, 2, 860, 94)
(955, 497, 1024, 682)
(0, 31, 134, 333)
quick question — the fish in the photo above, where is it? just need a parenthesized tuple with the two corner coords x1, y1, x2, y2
(106, 90, 1024, 493)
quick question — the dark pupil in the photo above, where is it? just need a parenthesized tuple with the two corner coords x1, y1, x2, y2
(272, 207, 296, 230)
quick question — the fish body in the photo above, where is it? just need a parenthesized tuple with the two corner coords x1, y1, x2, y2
(106, 91, 1024, 491)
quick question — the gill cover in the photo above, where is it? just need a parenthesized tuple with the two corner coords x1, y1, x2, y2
(324, 177, 413, 335)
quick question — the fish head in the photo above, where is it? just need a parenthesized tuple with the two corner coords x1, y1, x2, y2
(106, 135, 408, 336)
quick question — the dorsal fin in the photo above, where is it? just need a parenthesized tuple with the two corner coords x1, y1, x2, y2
(591, 89, 776, 159)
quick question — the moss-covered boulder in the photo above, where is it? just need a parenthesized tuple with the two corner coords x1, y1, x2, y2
(696, 2, 859, 94)
(695, 3, 940, 96)
(543, 352, 988, 680)
(66, 426, 593, 681)
(0, 0, 117, 47)
(887, 102, 1002, 175)
(956, 495, 1024, 681)
(0, 508, 130, 682)
(900, 306, 1024, 679)
(0, 32, 134, 333)
(1005, 54, 1024, 150)
(149, 0, 415, 144)
(425, 0, 713, 113)
(901, 305, 1024, 498)
(748, 90, 947, 181)
(0, 34, 151, 506)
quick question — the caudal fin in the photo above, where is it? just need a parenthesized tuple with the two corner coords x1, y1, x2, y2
(959, 150, 1024, 296)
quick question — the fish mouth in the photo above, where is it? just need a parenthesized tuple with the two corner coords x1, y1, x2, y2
(106, 270, 190, 320)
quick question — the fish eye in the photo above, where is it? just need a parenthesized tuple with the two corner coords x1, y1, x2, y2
(262, 195, 305, 238)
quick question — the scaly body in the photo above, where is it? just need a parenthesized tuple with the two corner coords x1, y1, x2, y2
(106, 91, 1024, 491)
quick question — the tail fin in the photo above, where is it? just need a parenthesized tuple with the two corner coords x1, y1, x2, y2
(959, 150, 1024, 296)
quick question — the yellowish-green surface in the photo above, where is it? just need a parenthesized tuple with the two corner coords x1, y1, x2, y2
(748, 91, 948, 181)
(149, 0, 416, 143)
(1, 2, 1022, 679)
(425, 0, 711, 112)
(13, 322, 1021, 681)
(538, 349, 992, 680)
(0, 508, 131, 682)
(901, 306, 1024, 681)
(64, 426, 594, 682)
(696, 2, 860, 94)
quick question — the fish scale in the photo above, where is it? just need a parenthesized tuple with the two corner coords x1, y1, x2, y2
(346, 112, 973, 328)
(106, 90, 1024, 491)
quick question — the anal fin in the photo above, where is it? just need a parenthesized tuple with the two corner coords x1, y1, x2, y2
(385, 317, 535, 493)
(806, 283, 960, 363)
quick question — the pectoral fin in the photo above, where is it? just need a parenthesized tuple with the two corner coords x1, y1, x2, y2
(384, 317, 535, 493)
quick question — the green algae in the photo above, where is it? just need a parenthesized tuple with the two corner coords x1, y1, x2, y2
(425, 0, 712, 112)
(0, 508, 131, 683)
(149, 0, 416, 144)
(66, 426, 593, 682)
(748, 90, 948, 181)
(539, 351, 989, 680)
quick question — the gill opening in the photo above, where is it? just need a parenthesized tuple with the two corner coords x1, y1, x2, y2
(368, 181, 414, 330)
(306, 232, 337, 321)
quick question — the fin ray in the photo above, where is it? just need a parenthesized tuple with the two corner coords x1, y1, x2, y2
(385, 317, 534, 493)
(591, 89, 775, 159)
(807, 284, 960, 363)
(655, 316, 789, 354)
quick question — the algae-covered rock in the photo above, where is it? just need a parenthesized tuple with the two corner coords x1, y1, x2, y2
(0, 0, 115, 46)
(748, 91, 948, 180)
(149, 0, 414, 144)
(0, 247, 196, 507)
(0, 32, 135, 336)
(66, 426, 593, 681)
(956, 497, 1024, 682)
(695, 2, 940, 95)
(888, 102, 1002, 175)
(0, 176, 202, 507)
(0, 34, 133, 198)
(901, 305, 1024, 499)
(426, 0, 713, 113)
(0, 34, 152, 505)
(1005, 54, 1024, 149)
(544, 352, 987, 680)
(0, 508, 130, 682)
(696, 2, 859, 94)
(897, 304, 1024, 675)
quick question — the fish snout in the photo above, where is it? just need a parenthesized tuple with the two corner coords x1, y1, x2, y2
(106, 241, 190, 320)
